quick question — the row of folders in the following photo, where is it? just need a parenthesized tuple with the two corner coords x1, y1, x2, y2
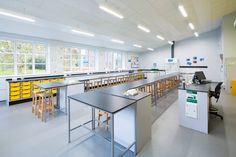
(9, 77, 65, 101)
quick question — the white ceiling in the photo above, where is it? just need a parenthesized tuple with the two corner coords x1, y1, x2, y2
(0, 0, 235, 52)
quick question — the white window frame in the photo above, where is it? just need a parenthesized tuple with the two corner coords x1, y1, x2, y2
(0, 37, 49, 77)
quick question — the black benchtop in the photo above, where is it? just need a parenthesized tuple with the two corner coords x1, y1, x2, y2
(178, 82, 220, 93)
(68, 91, 136, 114)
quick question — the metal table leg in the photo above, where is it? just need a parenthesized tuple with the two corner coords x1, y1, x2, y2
(68, 98, 71, 143)
(111, 114, 114, 157)
(44, 89, 47, 122)
(92, 107, 95, 130)
(65, 86, 68, 114)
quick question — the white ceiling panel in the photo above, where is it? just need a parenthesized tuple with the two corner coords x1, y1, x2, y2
(0, 0, 235, 52)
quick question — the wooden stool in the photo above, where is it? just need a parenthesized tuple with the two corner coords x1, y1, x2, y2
(98, 111, 109, 128)
(37, 92, 55, 121)
(103, 79, 110, 87)
(94, 80, 102, 89)
(32, 90, 44, 115)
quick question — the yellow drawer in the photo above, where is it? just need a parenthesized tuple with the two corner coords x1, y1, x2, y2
(52, 88, 57, 93)
(22, 81, 31, 86)
(51, 78, 58, 82)
(10, 87, 20, 91)
(22, 86, 31, 90)
(10, 82, 20, 87)
(42, 79, 49, 83)
(32, 80, 40, 84)
(22, 90, 30, 94)
(22, 94, 31, 98)
(10, 95, 20, 101)
(58, 78, 65, 81)
(10, 91, 20, 96)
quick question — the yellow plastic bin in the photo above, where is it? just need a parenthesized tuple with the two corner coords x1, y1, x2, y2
(232, 80, 236, 96)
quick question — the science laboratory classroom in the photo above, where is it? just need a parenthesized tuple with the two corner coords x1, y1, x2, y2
(0, 1, 236, 157)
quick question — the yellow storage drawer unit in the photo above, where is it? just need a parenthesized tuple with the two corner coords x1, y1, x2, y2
(10, 86, 20, 91)
(232, 80, 236, 96)
(10, 82, 20, 87)
(22, 81, 31, 86)
(10, 95, 20, 101)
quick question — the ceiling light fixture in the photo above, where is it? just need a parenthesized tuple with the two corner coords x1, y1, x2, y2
(156, 35, 165, 40)
(111, 39, 124, 44)
(71, 29, 95, 37)
(0, 9, 35, 22)
(194, 32, 199, 37)
(147, 48, 154, 51)
(178, 5, 188, 17)
(133, 44, 142, 48)
(168, 41, 173, 45)
(137, 25, 150, 33)
(189, 23, 195, 30)
(99, 5, 124, 19)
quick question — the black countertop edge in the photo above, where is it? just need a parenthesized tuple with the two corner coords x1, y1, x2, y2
(6, 75, 65, 82)
(178, 87, 208, 93)
(68, 96, 136, 114)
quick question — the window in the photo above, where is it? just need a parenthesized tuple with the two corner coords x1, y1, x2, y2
(0, 39, 48, 76)
(16, 42, 33, 75)
(34, 44, 47, 74)
(63, 48, 96, 72)
(104, 51, 123, 70)
(0, 40, 14, 75)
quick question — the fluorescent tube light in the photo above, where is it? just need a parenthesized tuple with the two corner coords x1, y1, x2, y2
(133, 44, 142, 48)
(0, 9, 35, 22)
(194, 32, 199, 37)
(147, 48, 154, 51)
(156, 35, 165, 40)
(99, 5, 124, 19)
(168, 41, 173, 45)
(71, 29, 95, 37)
(189, 23, 195, 30)
(178, 5, 188, 17)
(111, 39, 124, 44)
(137, 25, 150, 33)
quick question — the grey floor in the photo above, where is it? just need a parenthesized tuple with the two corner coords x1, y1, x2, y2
(0, 90, 235, 157)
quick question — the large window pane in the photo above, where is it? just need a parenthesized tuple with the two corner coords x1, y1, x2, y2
(35, 64, 46, 74)
(35, 54, 46, 64)
(17, 64, 32, 75)
(16, 42, 33, 53)
(0, 53, 14, 63)
(0, 64, 14, 75)
(0, 40, 13, 51)
(35, 44, 46, 54)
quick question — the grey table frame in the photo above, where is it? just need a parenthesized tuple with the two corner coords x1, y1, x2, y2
(34, 80, 82, 122)
(68, 96, 136, 157)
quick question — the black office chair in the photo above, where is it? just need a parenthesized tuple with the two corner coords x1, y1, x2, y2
(209, 82, 223, 120)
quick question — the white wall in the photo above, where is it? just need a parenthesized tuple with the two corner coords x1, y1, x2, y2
(0, 31, 140, 75)
(140, 28, 223, 82)
(222, 12, 236, 92)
